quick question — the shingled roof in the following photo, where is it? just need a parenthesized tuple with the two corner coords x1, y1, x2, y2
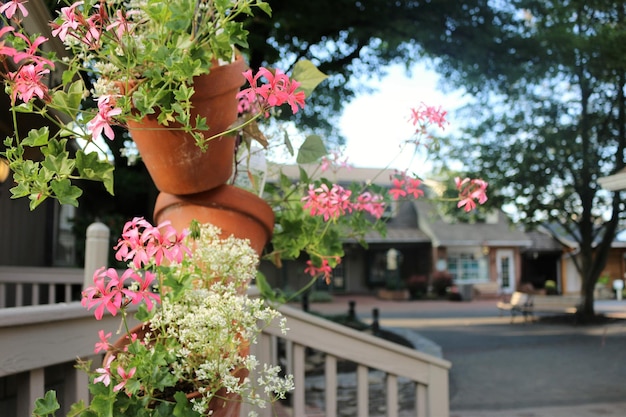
(414, 200, 532, 248)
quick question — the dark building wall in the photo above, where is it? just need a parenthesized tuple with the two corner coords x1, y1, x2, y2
(0, 179, 50, 266)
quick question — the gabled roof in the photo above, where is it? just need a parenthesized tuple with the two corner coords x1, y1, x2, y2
(414, 200, 532, 247)
(521, 229, 565, 253)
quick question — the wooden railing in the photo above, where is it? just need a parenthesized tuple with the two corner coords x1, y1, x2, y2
(0, 301, 450, 417)
(0, 223, 450, 417)
(0, 267, 83, 308)
(246, 305, 451, 417)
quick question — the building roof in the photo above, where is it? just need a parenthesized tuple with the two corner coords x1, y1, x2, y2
(361, 227, 431, 244)
(414, 200, 532, 247)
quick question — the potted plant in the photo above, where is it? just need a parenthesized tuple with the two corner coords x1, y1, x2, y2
(34, 218, 293, 417)
(0, 0, 318, 206)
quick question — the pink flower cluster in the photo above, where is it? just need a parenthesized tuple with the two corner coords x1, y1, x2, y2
(81, 217, 190, 394)
(455, 177, 489, 212)
(50, 0, 133, 48)
(87, 95, 122, 140)
(304, 258, 339, 284)
(319, 150, 351, 173)
(0, 23, 54, 104)
(409, 102, 449, 132)
(114, 217, 190, 268)
(238, 67, 306, 115)
(94, 355, 136, 394)
(301, 183, 386, 221)
(82, 217, 189, 320)
(0, 1, 127, 139)
(389, 172, 424, 201)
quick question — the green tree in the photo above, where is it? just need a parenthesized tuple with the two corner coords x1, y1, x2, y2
(429, 1, 626, 318)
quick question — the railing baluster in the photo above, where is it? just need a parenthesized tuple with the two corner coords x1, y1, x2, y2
(16, 368, 44, 417)
(64, 284, 72, 303)
(15, 283, 23, 307)
(32, 284, 40, 306)
(48, 283, 56, 304)
(416, 383, 427, 417)
(357, 364, 369, 417)
(0, 282, 5, 308)
(386, 374, 398, 417)
(64, 359, 90, 413)
(292, 343, 306, 416)
(325, 354, 337, 417)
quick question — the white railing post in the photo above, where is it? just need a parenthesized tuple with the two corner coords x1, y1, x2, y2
(16, 368, 44, 417)
(83, 222, 110, 289)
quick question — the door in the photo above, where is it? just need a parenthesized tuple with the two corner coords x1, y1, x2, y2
(496, 249, 515, 294)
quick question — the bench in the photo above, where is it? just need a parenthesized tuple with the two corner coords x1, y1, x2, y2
(497, 292, 582, 323)
(497, 291, 534, 323)
(530, 295, 581, 315)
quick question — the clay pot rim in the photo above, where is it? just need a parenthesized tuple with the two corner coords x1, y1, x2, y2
(153, 185, 275, 239)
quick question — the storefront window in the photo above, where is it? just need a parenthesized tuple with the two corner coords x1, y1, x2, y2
(447, 252, 488, 282)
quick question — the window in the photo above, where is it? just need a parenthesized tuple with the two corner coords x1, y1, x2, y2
(447, 252, 488, 282)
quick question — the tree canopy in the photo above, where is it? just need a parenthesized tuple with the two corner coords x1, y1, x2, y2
(426, 0, 626, 317)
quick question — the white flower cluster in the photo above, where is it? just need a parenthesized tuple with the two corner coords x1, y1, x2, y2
(147, 224, 292, 415)
(189, 224, 260, 289)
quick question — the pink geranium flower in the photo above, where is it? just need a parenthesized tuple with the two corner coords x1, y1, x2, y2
(455, 177, 488, 212)
(355, 192, 385, 219)
(51, 2, 83, 41)
(94, 330, 112, 354)
(238, 67, 306, 115)
(87, 95, 122, 140)
(410, 102, 449, 130)
(113, 366, 136, 394)
(302, 183, 353, 221)
(82, 267, 130, 320)
(0, 0, 28, 19)
(94, 355, 115, 386)
(8, 63, 49, 104)
(304, 258, 337, 284)
(389, 178, 407, 200)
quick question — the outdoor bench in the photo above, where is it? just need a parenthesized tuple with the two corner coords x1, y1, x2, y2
(497, 291, 582, 323)
(497, 291, 533, 323)
(530, 295, 582, 315)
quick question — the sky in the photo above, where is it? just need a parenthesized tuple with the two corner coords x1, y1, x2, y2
(338, 62, 469, 174)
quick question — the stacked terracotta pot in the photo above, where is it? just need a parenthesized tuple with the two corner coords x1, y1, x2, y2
(129, 55, 274, 256)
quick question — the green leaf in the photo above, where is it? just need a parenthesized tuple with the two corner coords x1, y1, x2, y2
(33, 390, 60, 417)
(89, 392, 115, 417)
(42, 153, 75, 178)
(76, 151, 115, 195)
(28, 191, 49, 210)
(256, 1, 272, 16)
(67, 400, 88, 417)
(172, 391, 198, 417)
(51, 179, 82, 207)
(12, 102, 34, 113)
(283, 130, 294, 156)
(296, 135, 327, 164)
(291, 60, 328, 97)
(22, 127, 50, 147)
(51, 81, 84, 119)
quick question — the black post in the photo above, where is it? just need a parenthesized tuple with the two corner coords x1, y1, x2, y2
(348, 300, 356, 321)
(372, 308, 380, 335)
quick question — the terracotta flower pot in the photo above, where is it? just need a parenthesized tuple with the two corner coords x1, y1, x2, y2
(153, 184, 275, 256)
(128, 55, 246, 195)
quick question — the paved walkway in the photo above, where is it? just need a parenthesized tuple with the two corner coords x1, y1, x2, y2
(298, 295, 626, 417)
